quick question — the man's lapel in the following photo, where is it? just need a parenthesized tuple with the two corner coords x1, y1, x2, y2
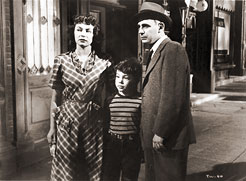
(142, 38, 170, 88)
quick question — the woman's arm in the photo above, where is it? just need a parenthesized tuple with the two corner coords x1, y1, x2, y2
(47, 89, 63, 144)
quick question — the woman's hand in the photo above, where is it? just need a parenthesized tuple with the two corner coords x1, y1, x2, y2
(47, 127, 56, 157)
(47, 127, 56, 145)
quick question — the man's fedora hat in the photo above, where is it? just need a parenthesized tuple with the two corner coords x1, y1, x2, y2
(134, 2, 172, 29)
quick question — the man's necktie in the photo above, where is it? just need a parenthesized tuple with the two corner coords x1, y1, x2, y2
(146, 50, 153, 69)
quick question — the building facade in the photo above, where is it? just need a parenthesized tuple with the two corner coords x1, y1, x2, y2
(0, 0, 245, 178)
(186, 0, 246, 92)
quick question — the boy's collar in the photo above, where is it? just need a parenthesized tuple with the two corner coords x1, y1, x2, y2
(116, 92, 140, 98)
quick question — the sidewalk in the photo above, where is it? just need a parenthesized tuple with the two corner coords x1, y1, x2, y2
(187, 77, 246, 181)
(191, 93, 219, 107)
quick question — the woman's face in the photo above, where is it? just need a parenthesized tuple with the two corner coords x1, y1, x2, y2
(74, 23, 94, 48)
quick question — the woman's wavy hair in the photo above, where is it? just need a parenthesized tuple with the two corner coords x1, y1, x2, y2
(73, 15, 99, 36)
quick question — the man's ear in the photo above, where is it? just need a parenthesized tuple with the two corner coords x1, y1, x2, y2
(158, 22, 165, 31)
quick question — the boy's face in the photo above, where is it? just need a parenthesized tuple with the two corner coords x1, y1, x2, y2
(115, 70, 136, 96)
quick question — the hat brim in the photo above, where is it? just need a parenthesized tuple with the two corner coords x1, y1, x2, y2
(133, 10, 172, 30)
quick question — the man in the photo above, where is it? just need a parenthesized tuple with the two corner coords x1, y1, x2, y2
(135, 2, 196, 181)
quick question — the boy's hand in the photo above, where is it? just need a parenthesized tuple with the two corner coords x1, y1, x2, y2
(88, 101, 102, 123)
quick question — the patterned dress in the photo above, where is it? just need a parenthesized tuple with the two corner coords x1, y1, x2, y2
(49, 51, 114, 181)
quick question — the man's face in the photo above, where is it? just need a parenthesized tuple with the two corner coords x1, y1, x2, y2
(74, 23, 94, 48)
(115, 70, 135, 96)
(138, 19, 160, 44)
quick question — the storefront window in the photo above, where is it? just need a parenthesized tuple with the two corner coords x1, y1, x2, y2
(214, 9, 231, 55)
(214, 8, 232, 64)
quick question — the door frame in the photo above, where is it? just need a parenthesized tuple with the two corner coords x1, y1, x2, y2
(12, 0, 59, 168)
(13, 0, 26, 144)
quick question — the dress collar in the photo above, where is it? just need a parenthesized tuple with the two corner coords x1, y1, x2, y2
(71, 51, 96, 75)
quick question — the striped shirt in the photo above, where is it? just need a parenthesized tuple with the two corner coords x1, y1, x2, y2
(109, 94, 142, 135)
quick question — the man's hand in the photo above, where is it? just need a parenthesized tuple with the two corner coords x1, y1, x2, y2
(152, 134, 165, 150)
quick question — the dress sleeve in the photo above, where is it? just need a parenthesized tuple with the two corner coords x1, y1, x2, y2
(49, 56, 65, 90)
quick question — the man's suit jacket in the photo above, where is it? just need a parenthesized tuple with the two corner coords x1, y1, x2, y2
(141, 38, 196, 150)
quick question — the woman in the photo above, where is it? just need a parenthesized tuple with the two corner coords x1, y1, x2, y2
(47, 15, 114, 181)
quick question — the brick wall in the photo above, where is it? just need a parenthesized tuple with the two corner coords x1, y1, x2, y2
(0, 0, 17, 179)
(2, 0, 14, 142)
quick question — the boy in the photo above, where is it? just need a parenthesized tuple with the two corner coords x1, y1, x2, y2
(102, 58, 142, 181)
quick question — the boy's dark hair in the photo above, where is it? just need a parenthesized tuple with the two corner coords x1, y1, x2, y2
(115, 57, 142, 83)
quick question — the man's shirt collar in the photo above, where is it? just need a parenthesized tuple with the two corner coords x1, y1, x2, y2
(150, 35, 168, 57)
